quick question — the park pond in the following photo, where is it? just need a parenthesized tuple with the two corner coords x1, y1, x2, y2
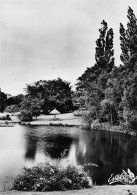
(0, 124, 137, 190)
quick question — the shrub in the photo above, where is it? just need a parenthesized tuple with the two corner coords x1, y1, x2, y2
(82, 111, 95, 129)
(12, 162, 92, 191)
(6, 114, 11, 120)
(0, 116, 6, 120)
(5, 105, 20, 114)
(0, 115, 11, 120)
(49, 123, 63, 126)
(18, 110, 32, 122)
(128, 114, 137, 130)
(73, 110, 82, 117)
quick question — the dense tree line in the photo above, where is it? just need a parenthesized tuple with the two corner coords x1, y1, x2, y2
(77, 7, 137, 130)
(25, 78, 74, 113)
(1, 6, 136, 126)
(0, 89, 7, 112)
(0, 78, 74, 121)
(18, 78, 74, 121)
(0, 91, 24, 113)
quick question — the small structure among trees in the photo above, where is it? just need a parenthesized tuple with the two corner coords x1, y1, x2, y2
(18, 78, 74, 122)
(50, 109, 60, 120)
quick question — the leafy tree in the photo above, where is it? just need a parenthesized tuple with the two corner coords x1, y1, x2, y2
(19, 109, 33, 122)
(120, 7, 137, 69)
(4, 94, 24, 114)
(72, 89, 86, 109)
(98, 7, 137, 126)
(77, 7, 137, 130)
(119, 7, 137, 127)
(96, 7, 137, 127)
(25, 78, 74, 113)
(76, 20, 115, 125)
(0, 93, 6, 112)
(5, 104, 20, 114)
(0, 89, 7, 112)
(14, 94, 24, 106)
(119, 23, 129, 64)
(77, 20, 114, 91)
(30, 98, 43, 119)
(95, 20, 114, 73)
(126, 7, 137, 56)
(19, 96, 44, 121)
(76, 20, 115, 119)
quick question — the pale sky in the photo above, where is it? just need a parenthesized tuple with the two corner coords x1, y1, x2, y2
(0, 0, 137, 95)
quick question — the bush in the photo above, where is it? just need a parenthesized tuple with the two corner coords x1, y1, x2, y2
(18, 110, 32, 122)
(82, 110, 95, 129)
(73, 110, 82, 117)
(49, 123, 64, 126)
(128, 114, 137, 130)
(73, 108, 88, 117)
(12, 162, 92, 191)
(5, 105, 20, 114)
(0, 115, 11, 120)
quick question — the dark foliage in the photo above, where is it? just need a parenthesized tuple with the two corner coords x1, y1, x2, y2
(0, 90, 7, 112)
(77, 7, 137, 131)
(12, 163, 92, 191)
(25, 78, 74, 114)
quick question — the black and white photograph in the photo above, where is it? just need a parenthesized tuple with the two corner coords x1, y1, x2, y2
(0, 0, 137, 194)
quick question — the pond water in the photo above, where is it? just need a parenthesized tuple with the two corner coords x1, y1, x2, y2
(0, 124, 137, 190)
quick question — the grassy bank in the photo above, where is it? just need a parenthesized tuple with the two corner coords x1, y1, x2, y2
(13, 112, 137, 136)
(90, 122, 137, 136)
(82, 112, 137, 136)
(21, 113, 81, 127)
(2, 185, 137, 195)
(22, 122, 80, 127)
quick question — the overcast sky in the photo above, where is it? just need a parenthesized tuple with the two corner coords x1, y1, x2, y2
(0, 0, 137, 95)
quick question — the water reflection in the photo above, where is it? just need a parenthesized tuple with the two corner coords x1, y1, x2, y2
(43, 136, 73, 158)
(0, 125, 79, 191)
(0, 125, 25, 191)
(76, 130, 137, 184)
(24, 126, 76, 161)
(1, 124, 137, 190)
(25, 132, 38, 160)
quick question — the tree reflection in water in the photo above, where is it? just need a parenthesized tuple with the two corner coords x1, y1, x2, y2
(43, 135, 73, 159)
(76, 130, 137, 185)
(23, 126, 137, 185)
(24, 132, 38, 160)
(24, 126, 76, 161)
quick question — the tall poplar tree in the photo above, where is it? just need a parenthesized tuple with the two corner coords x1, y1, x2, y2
(120, 7, 137, 69)
(76, 20, 115, 123)
(119, 23, 129, 64)
(77, 20, 114, 91)
(119, 7, 137, 127)
(95, 20, 114, 73)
